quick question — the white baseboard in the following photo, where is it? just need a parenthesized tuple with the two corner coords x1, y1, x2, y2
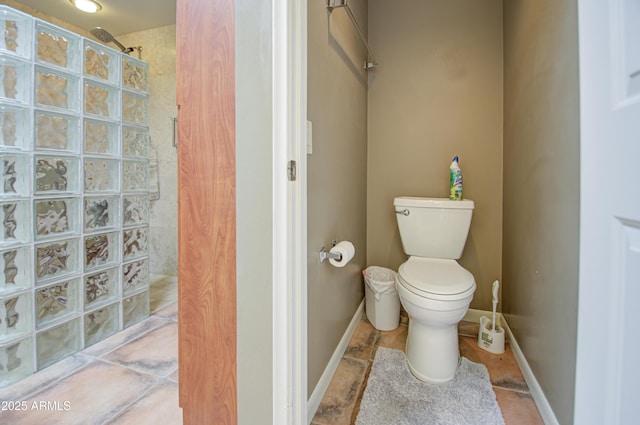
(501, 316, 559, 425)
(307, 300, 365, 425)
(464, 308, 502, 326)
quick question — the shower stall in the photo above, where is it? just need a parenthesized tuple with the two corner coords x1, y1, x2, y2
(0, 5, 151, 386)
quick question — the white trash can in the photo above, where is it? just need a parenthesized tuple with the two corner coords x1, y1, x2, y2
(362, 266, 400, 331)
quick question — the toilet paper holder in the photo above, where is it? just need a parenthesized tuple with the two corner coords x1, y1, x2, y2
(319, 241, 342, 263)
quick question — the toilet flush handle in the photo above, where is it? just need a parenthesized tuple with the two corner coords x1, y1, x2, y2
(395, 209, 410, 216)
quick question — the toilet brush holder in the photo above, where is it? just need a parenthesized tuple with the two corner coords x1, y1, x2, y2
(477, 316, 505, 354)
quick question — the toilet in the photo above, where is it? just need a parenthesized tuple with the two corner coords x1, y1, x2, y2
(393, 196, 476, 383)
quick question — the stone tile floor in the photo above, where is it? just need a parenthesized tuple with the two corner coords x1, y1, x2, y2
(1, 277, 544, 425)
(311, 313, 545, 425)
(0, 275, 181, 425)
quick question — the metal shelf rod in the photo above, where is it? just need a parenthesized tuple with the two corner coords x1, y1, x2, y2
(327, 0, 378, 70)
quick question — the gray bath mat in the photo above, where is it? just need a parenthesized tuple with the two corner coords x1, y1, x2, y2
(355, 347, 505, 425)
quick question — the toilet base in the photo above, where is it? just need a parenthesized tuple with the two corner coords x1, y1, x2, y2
(405, 319, 460, 384)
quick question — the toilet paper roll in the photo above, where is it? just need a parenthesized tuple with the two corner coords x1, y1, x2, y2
(329, 241, 355, 268)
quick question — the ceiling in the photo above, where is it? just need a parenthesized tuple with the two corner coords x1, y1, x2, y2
(11, 0, 176, 36)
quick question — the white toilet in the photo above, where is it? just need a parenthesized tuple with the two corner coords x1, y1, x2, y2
(393, 196, 476, 384)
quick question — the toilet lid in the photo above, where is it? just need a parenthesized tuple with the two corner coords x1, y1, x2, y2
(398, 257, 475, 296)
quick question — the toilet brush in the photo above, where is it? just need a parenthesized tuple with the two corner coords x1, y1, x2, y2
(491, 280, 499, 331)
(478, 280, 505, 354)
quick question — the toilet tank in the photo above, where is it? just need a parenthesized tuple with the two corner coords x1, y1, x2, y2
(393, 197, 474, 259)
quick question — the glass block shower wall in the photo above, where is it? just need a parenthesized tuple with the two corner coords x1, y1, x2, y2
(0, 6, 150, 387)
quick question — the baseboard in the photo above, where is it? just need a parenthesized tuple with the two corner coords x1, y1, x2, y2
(501, 316, 560, 425)
(464, 308, 502, 326)
(307, 299, 365, 425)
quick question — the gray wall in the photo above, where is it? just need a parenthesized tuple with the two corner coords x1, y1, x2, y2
(367, 0, 503, 311)
(236, 0, 273, 422)
(307, 0, 368, 394)
(502, 1, 580, 424)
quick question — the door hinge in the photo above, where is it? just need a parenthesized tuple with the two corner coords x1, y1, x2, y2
(287, 160, 297, 181)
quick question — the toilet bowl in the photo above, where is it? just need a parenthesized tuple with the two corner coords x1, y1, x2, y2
(393, 197, 475, 383)
(396, 257, 475, 383)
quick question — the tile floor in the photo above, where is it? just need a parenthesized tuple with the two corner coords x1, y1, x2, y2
(311, 313, 545, 425)
(0, 275, 181, 425)
(2, 279, 544, 425)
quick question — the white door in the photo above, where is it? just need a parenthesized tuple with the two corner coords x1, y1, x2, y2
(575, 0, 640, 423)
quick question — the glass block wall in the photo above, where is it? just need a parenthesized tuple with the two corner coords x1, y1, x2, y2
(0, 6, 150, 387)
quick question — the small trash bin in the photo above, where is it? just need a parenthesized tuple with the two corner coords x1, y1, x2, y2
(362, 266, 400, 331)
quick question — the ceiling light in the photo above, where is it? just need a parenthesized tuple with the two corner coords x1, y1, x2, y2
(70, 0, 103, 13)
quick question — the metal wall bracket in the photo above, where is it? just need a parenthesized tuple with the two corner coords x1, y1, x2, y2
(319, 240, 341, 262)
(326, 0, 379, 70)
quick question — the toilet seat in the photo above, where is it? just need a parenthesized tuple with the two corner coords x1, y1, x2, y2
(397, 257, 475, 300)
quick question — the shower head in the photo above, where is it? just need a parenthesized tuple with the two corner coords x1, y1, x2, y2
(90, 27, 133, 54)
